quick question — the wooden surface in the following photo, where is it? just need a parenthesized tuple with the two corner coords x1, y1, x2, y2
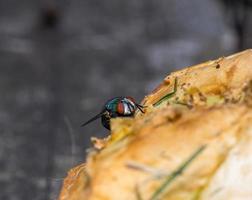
(0, 1, 251, 200)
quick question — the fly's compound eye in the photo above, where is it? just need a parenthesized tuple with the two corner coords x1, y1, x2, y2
(117, 102, 125, 115)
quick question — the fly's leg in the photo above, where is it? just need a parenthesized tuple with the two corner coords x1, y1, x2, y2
(135, 104, 145, 113)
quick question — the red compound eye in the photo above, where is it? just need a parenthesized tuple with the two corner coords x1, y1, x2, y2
(126, 96, 135, 103)
(117, 102, 124, 115)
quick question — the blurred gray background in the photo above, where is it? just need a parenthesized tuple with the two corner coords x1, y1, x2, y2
(0, 0, 251, 199)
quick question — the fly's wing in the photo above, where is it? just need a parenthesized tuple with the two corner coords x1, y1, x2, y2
(81, 112, 104, 127)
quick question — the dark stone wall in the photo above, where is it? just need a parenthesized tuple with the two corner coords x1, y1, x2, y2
(0, 0, 250, 199)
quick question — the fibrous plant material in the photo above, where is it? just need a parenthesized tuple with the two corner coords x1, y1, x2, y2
(58, 50, 252, 200)
(153, 77, 178, 107)
(149, 145, 206, 200)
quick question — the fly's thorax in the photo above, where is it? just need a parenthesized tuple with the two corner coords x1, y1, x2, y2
(105, 97, 121, 113)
